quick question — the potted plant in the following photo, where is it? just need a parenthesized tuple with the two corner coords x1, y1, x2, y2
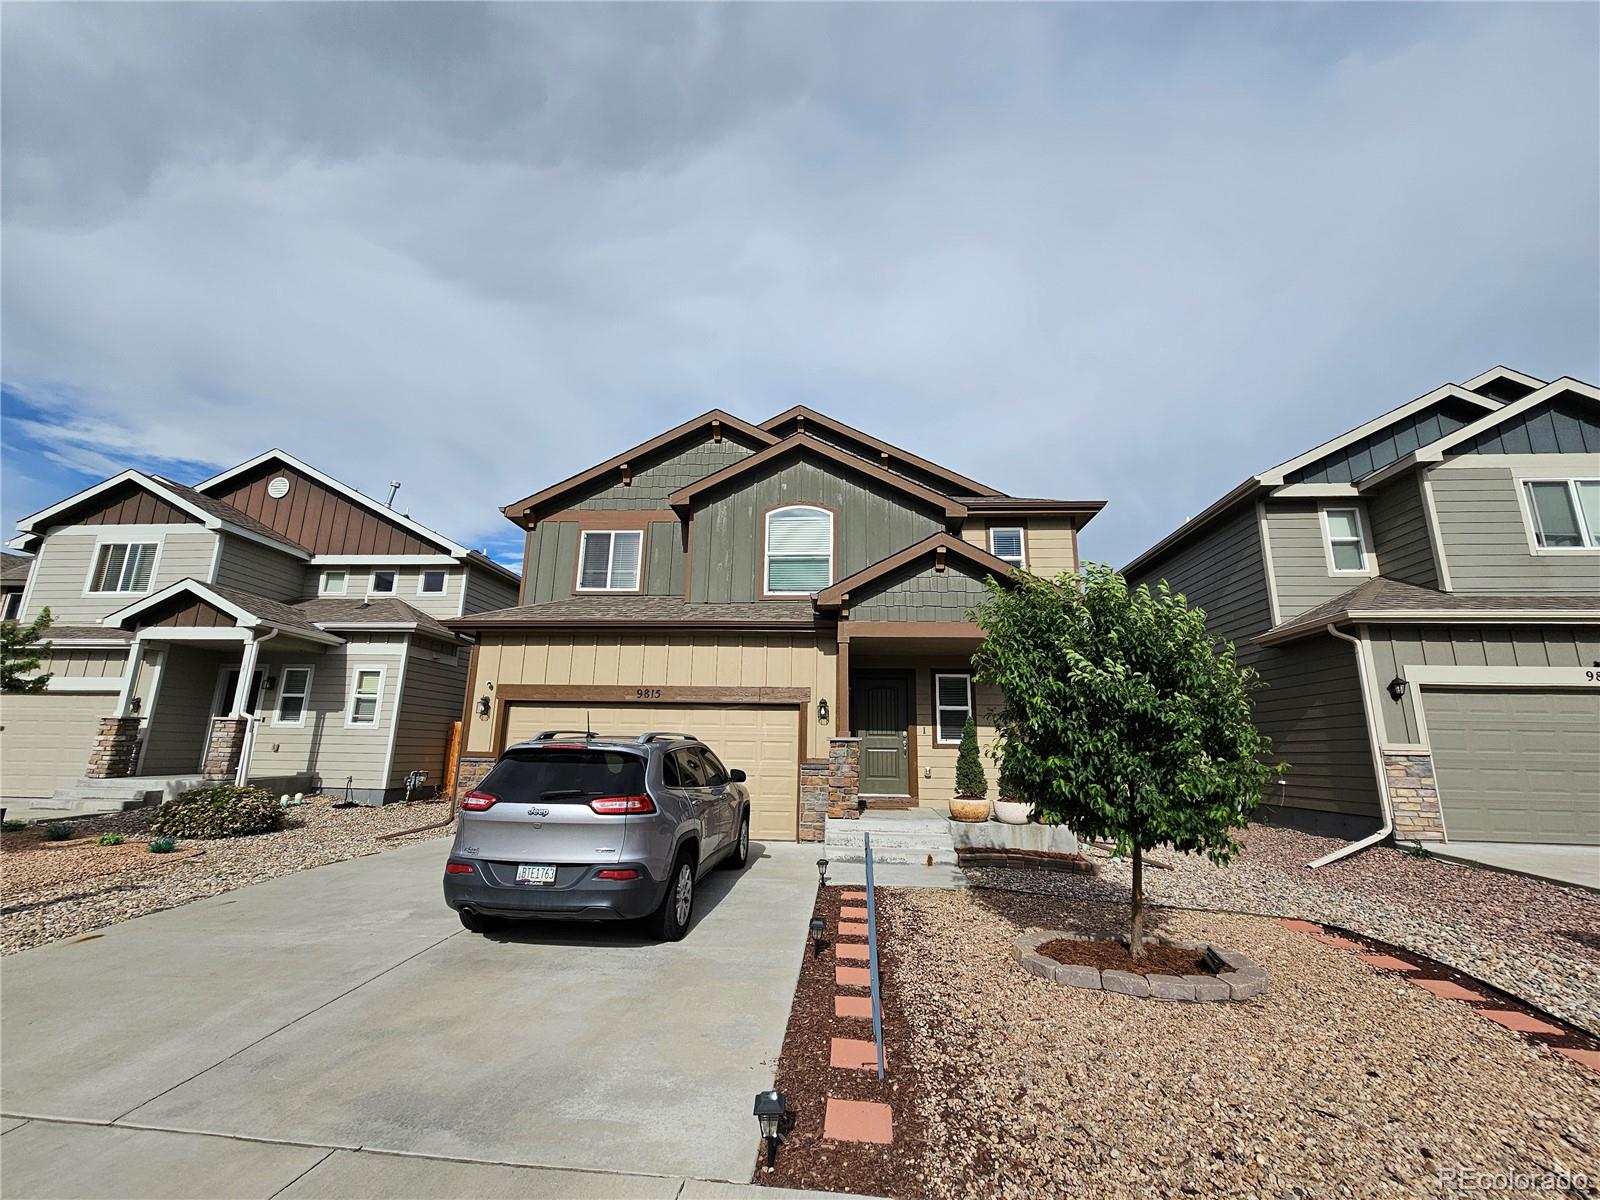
(992, 752, 1034, 825)
(948, 717, 990, 822)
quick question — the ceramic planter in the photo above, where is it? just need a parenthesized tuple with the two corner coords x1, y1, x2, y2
(949, 796, 991, 823)
(993, 798, 1033, 825)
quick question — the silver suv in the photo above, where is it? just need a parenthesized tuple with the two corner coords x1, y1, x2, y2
(443, 730, 752, 941)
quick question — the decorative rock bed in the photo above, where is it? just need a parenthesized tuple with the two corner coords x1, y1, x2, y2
(1013, 929, 1269, 1002)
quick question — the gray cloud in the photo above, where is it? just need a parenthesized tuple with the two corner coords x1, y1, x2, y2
(4, 2, 1596, 563)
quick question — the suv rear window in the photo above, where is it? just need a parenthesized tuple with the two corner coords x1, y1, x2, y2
(480, 749, 646, 802)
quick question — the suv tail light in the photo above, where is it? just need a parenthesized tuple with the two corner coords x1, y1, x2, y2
(595, 868, 641, 881)
(460, 791, 497, 811)
(445, 862, 474, 875)
(588, 794, 655, 815)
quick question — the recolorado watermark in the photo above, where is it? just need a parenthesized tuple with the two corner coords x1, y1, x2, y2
(1437, 1166, 1590, 1194)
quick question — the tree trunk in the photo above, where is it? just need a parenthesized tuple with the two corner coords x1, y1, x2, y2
(1130, 844, 1145, 959)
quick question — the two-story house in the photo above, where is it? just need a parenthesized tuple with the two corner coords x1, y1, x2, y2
(447, 408, 1104, 843)
(2, 451, 519, 809)
(1126, 367, 1600, 850)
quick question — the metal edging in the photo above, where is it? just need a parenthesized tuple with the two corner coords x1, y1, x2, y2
(863, 831, 886, 1080)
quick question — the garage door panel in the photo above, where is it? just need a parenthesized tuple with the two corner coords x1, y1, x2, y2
(0, 693, 116, 799)
(503, 702, 799, 841)
(1425, 688, 1600, 845)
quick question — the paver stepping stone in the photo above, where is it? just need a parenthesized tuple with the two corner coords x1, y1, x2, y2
(841, 905, 868, 919)
(1278, 919, 1322, 933)
(838, 921, 868, 937)
(835, 994, 872, 1019)
(836, 965, 870, 987)
(830, 1037, 884, 1071)
(837, 943, 869, 961)
(823, 1098, 893, 1144)
(1413, 978, 1487, 1002)
(1556, 1048, 1600, 1073)
(1314, 934, 1365, 950)
(1358, 954, 1418, 972)
(841, 891, 867, 900)
(1479, 1009, 1563, 1036)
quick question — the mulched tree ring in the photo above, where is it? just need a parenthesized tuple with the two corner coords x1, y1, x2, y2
(1015, 929, 1268, 1002)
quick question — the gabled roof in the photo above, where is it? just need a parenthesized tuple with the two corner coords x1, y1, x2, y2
(760, 405, 1003, 497)
(447, 595, 821, 632)
(11, 470, 310, 558)
(667, 433, 969, 519)
(291, 595, 462, 643)
(1461, 365, 1547, 402)
(1256, 577, 1600, 645)
(100, 579, 342, 644)
(814, 533, 1014, 609)
(501, 410, 779, 524)
(196, 449, 472, 559)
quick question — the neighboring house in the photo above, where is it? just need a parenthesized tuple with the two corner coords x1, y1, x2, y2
(1, 451, 519, 806)
(1125, 367, 1600, 848)
(1, 552, 30, 621)
(447, 407, 1104, 843)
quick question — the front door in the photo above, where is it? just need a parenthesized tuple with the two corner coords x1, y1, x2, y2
(213, 669, 264, 719)
(855, 673, 910, 795)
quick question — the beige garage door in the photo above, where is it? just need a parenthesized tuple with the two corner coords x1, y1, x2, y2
(0, 692, 117, 800)
(503, 702, 801, 841)
(1426, 688, 1600, 845)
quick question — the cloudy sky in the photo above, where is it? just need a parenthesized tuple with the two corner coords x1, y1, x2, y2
(3, 3, 1596, 570)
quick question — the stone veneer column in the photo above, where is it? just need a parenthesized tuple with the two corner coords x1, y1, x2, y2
(1384, 751, 1445, 842)
(799, 759, 829, 842)
(826, 737, 862, 819)
(85, 716, 143, 779)
(202, 717, 249, 781)
(454, 755, 497, 801)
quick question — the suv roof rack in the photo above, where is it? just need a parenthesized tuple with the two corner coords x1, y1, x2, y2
(528, 729, 598, 741)
(637, 731, 696, 744)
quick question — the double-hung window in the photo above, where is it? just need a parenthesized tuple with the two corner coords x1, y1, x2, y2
(933, 672, 974, 746)
(87, 542, 158, 594)
(577, 530, 643, 591)
(1321, 508, 1370, 573)
(989, 527, 1026, 568)
(368, 570, 397, 595)
(347, 666, 385, 728)
(1523, 479, 1600, 549)
(764, 506, 833, 595)
(275, 666, 313, 727)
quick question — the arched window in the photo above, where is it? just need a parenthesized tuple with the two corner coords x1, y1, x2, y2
(764, 505, 833, 596)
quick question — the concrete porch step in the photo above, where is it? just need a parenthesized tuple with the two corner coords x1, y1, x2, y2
(825, 810, 959, 865)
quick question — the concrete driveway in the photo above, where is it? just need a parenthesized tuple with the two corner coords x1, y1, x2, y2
(1, 837, 820, 1198)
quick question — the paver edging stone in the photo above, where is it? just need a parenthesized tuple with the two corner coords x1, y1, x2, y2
(1012, 928, 1269, 1003)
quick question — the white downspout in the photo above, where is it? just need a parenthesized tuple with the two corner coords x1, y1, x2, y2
(1307, 623, 1394, 868)
(233, 628, 280, 787)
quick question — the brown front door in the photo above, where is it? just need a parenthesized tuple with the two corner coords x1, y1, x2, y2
(855, 673, 910, 795)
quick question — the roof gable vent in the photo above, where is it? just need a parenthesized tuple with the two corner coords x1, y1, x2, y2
(267, 476, 291, 499)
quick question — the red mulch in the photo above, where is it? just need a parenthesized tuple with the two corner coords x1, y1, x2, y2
(1037, 936, 1214, 976)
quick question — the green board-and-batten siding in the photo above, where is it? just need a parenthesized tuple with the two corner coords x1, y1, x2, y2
(522, 520, 684, 604)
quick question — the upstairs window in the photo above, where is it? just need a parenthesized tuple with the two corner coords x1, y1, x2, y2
(577, 530, 643, 591)
(1524, 479, 1600, 549)
(988, 527, 1026, 568)
(87, 542, 158, 594)
(321, 569, 348, 595)
(1321, 508, 1370, 573)
(368, 569, 397, 595)
(419, 569, 447, 594)
(765, 506, 833, 595)
(2, 592, 19, 621)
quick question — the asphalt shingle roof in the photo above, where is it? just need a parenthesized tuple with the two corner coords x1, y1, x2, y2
(1259, 577, 1600, 643)
(1, 553, 32, 587)
(450, 596, 822, 628)
(291, 595, 459, 642)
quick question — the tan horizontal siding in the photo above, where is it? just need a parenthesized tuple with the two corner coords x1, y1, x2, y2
(22, 527, 218, 625)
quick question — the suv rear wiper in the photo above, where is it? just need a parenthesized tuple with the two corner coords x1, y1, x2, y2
(539, 789, 596, 801)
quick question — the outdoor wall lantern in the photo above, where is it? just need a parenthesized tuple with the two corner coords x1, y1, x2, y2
(127, 696, 142, 715)
(753, 1089, 788, 1168)
(816, 857, 829, 887)
(817, 697, 829, 723)
(1387, 676, 1407, 702)
(264, 675, 277, 691)
(476, 695, 491, 718)
(809, 914, 827, 955)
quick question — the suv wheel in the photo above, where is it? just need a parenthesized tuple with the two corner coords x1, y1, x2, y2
(722, 808, 750, 870)
(651, 851, 695, 941)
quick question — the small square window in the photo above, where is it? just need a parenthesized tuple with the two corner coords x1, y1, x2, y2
(577, 530, 643, 591)
(988, 527, 1025, 568)
(321, 570, 348, 595)
(419, 569, 447, 594)
(369, 570, 397, 595)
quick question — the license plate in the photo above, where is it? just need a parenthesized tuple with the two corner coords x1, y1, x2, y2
(515, 864, 557, 886)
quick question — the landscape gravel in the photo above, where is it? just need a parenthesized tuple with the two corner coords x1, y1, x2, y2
(966, 822, 1600, 1034)
(1, 797, 451, 954)
(889, 887, 1600, 1200)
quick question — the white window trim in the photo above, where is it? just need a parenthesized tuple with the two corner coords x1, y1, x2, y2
(988, 526, 1026, 568)
(1318, 505, 1375, 576)
(321, 569, 349, 595)
(575, 529, 644, 593)
(1517, 476, 1600, 554)
(82, 537, 163, 597)
(933, 671, 974, 746)
(345, 663, 387, 729)
(764, 505, 834, 597)
(2, 591, 20, 621)
(416, 567, 449, 596)
(366, 569, 399, 597)
(274, 664, 315, 728)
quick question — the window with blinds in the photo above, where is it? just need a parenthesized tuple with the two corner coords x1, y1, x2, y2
(988, 527, 1025, 567)
(88, 542, 158, 593)
(934, 672, 973, 744)
(764, 506, 833, 595)
(577, 529, 643, 591)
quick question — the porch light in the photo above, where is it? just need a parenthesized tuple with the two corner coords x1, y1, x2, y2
(809, 914, 827, 955)
(816, 858, 828, 887)
(817, 698, 829, 723)
(1387, 676, 1407, 702)
(753, 1089, 787, 1168)
(476, 695, 491, 718)
(127, 696, 142, 715)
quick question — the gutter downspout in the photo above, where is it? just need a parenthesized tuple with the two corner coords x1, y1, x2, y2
(233, 628, 281, 788)
(1307, 623, 1394, 869)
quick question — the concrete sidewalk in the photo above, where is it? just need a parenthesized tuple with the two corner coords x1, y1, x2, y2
(0, 1119, 858, 1200)
(1429, 841, 1600, 890)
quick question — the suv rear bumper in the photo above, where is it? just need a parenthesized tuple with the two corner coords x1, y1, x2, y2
(443, 859, 666, 921)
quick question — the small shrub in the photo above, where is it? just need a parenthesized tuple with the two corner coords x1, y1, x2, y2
(953, 717, 987, 799)
(152, 784, 281, 839)
(148, 837, 178, 854)
(1, 819, 27, 833)
(43, 824, 75, 842)
(98, 833, 125, 846)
